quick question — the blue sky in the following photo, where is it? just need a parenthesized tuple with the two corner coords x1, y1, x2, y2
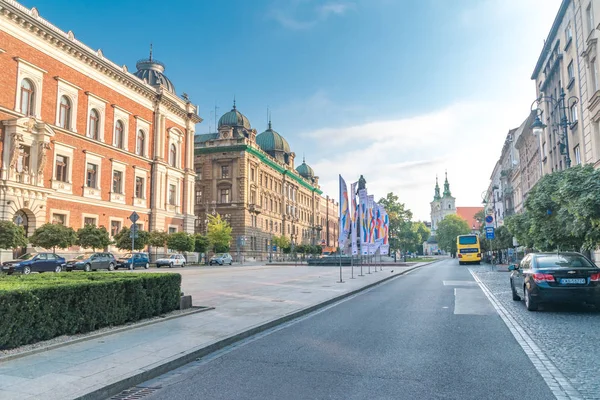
(21, 0, 560, 220)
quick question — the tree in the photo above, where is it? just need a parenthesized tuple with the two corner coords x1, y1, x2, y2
(410, 222, 431, 254)
(474, 209, 486, 226)
(0, 221, 27, 250)
(166, 232, 195, 253)
(494, 225, 514, 251)
(76, 224, 111, 251)
(194, 234, 210, 253)
(378, 192, 414, 253)
(29, 223, 77, 252)
(113, 226, 149, 251)
(435, 215, 471, 256)
(206, 214, 232, 253)
(149, 230, 169, 249)
(505, 213, 534, 249)
(271, 235, 290, 251)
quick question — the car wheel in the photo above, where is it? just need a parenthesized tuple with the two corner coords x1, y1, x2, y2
(229, 261, 232, 265)
(129, 264, 134, 270)
(144, 263, 149, 269)
(23, 266, 31, 275)
(510, 279, 521, 301)
(85, 264, 91, 272)
(524, 286, 538, 311)
(108, 263, 115, 271)
(55, 265, 62, 273)
(169, 262, 173, 268)
(181, 263, 185, 268)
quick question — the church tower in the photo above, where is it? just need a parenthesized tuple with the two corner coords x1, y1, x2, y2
(429, 172, 456, 234)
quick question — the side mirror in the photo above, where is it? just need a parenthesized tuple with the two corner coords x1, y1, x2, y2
(508, 264, 518, 271)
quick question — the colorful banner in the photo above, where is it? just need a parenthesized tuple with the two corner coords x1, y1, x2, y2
(350, 182, 358, 255)
(338, 175, 351, 250)
(367, 195, 375, 254)
(358, 189, 369, 255)
(379, 206, 389, 255)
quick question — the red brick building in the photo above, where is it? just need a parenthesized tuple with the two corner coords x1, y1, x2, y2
(0, 0, 201, 259)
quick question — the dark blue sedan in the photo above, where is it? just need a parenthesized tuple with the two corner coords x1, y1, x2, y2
(1, 252, 66, 275)
(509, 252, 600, 311)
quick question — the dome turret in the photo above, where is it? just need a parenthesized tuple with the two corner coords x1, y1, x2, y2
(218, 100, 251, 129)
(133, 47, 176, 94)
(296, 157, 315, 179)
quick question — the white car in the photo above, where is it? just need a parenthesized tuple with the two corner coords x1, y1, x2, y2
(155, 254, 187, 268)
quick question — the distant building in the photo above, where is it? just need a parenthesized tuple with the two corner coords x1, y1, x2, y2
(424, 173, 455, 255)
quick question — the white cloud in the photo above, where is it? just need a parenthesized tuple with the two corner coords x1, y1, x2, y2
(268, 1, 354, 30)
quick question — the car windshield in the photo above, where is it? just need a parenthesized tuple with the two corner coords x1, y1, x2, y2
(170, 255, 177, 259)
(122, 253, 132, 259)
(458, 236, 478, 245)
(17, 253, 37, 260)
(75, 254, 93, 260)
(536, 255, 597, 269)
(215, 254, 225, 258)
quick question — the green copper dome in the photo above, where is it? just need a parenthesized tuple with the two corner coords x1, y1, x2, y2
(218, 101, 251, 129)
(296, 158, 314, 179)
(256, 121, 291, 154)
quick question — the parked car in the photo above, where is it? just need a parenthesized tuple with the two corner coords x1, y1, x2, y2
(209, 253, 233, 265)
(155, 254, 186, 268)
(509, 252, 600, 311)
(2, 252, 66, 275)
(66, 252, 117, 272)
(116, 252, 150, 270)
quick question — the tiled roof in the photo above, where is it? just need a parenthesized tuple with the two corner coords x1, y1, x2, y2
(456, 207, 484, 230)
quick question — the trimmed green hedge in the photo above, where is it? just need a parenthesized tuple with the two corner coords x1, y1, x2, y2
(0, 273, 181, 349)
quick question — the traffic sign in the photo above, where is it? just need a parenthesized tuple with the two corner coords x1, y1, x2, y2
(129, 211, 139, 223)
(272, 245, 277, 251)
(130, 223, 139, 239)
(485, 215, 493, 224)
(485, 227, 495, 240)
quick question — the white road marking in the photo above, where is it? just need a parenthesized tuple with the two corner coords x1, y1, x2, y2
(443, 280, 478, 286)
(469, 269, 582, 400)
(453, 287, 496, 315)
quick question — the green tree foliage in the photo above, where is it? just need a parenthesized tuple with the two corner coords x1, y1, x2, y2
(494, 225, 514, 250)
(271, 235, 290, 250)
(30, 223, 77, 252)
(435, 215, 471, 255)
(206, 214, 232, 253)
(378, 192, 413, 252)
(409, 222, 431, 254)
(166, 232, 195, 253)
(113, 226, 149, 251)
(76, 224, 111, 251)
(148, 231, 169, 249)
(0, 221, 27, 250)
(194, 234, 210, 253)
(504, 166, 600, 251)
(474, 209, 486, 226)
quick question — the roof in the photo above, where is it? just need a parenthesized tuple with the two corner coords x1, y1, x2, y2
(296, 159, 314, 178)
(195, 133, 218, 144)
(133, 58, 176, 94)
(218, 103, 251, 129)
(456, 207, 484, 230)
(256, 122, 291, 153)
(531, 0, 570, 79)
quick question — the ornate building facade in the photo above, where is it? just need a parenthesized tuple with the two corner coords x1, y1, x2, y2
(424, 173, 456, 255)
(0, 0, 200, 259)
(194, 104, 338, 260)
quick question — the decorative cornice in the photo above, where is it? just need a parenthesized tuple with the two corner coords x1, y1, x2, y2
(85, 91, 108, 104)
(13, 56, 47, 73)
(54, 76, 81, 90)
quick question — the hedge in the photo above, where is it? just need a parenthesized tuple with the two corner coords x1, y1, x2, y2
(0, 273, 181, 349)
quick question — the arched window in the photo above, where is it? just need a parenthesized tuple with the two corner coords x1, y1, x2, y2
(58, 96, 71, 129)
(89, 109, 100, 140)
(114, 120, 124, 149)
(136, 130, 145, 156)
(20, 79, 35, 116)
(169, 144, 177, 167)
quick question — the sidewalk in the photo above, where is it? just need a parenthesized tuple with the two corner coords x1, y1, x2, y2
(0, 262, 434, 400)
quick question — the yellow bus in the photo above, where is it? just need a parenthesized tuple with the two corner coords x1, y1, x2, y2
(456, 234, 481, 265)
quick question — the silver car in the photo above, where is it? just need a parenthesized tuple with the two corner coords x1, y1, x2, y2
(209, 253, 233, 265)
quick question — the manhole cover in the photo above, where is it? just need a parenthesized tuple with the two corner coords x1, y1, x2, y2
(111, 387, 160, 400)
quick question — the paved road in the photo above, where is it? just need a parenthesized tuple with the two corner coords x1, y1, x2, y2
(135, 258, 554, 400)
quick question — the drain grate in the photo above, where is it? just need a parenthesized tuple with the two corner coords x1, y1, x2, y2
(111, 387, 160, 400)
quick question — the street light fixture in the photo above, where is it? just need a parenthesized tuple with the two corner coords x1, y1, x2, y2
(530, 88, 578, 168)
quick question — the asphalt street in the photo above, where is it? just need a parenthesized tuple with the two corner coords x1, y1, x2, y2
(136, 259, 555, 400)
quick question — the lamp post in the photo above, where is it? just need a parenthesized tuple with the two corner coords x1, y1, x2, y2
(530, 88, 578, 169)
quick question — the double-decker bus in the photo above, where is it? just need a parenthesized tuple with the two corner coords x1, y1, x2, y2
(456, 234, 481, 265)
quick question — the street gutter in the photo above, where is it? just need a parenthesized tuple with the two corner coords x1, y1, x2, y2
(79, 259, 441, 400)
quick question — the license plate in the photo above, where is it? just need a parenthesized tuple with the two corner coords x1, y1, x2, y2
(2, 266, 10, 270)
(560, 278, 586, 284)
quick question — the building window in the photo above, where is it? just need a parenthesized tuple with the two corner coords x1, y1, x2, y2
(221, 165, 230, 178)
(20, 79, 35, 116)
(114, 120, 124, 149)
(86, 163, 98, 188)
(570, 103, 578, 122)
(566, 23, 573, 43)
(135, 176, 145, 198)
(196, 188, 203, 204)
(84, 217, 97, 226)
(55, 155, 68, 182)
(250, 190, 256, 204)
(112, 170, 123, 194)
(196, 167, 202, 180)
(168, 227, 177, 234)
(220, 188, 230, 203)
(58, 96, 71, 129)
(52, 213, 66, 225)
(251, 168, 255, 182)
(575, 145, 582, 165)
(110, 220, 121, 236)
(16, 145, 30, 173)
(169, 184, 177, 205)
(587, 4, 594, 35)
(592, 59, 599, 92)
(568, 61, 575, 82)
(136, 130, 145, 156)
(88, 109, 100, 140)
(170, 144, 177, 168)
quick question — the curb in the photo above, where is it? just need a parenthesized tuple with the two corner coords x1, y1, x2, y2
(0, 306, 214, 363)
(79, 259, 441, 400)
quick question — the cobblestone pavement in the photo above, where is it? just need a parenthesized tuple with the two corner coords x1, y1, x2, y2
(471, 266, 600, 400)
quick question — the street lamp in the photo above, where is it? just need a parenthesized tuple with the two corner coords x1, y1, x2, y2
(530, 88, 578, 169)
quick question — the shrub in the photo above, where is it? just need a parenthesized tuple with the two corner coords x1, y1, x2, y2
(0, 273, 181, 349)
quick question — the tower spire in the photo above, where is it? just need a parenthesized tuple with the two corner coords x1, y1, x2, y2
(233, 95, 236, 110)
(149, 43, 153, 61)
(267, 107, 272, 129)
(434, 175, 441, 201)
(443, 170, 451, 197)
